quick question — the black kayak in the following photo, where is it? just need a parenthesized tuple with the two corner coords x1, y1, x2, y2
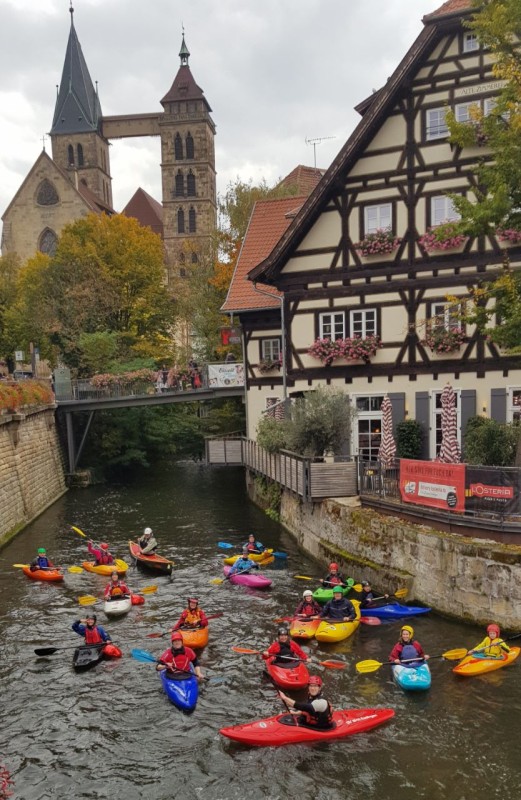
(73, 644, 105, 672)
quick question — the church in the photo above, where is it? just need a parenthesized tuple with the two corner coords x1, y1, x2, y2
(1, 5, 217, 286)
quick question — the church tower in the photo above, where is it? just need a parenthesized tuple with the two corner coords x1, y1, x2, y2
(50, 4, 112, 209)
(159, 35, 217, 282)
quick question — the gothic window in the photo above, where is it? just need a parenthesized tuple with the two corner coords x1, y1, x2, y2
(179, 267, 186, 278)
(174, 133, 184, 160)
(191, 252, 198, 264)
(68, 144, 74, 165)
(38, 228, 58, 256)
(188, 207, 196, 233)
(178, 208, 185, 234)
(187, 170, 196, 196)
(186, 132, 194, 159)
(179, 252, 185, 263)
(77, 144, 84, 166)
(175, 171, 184, 197)
(36, 179, 59, 206)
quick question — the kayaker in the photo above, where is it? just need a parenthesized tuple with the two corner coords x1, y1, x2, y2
(104, 571, 131, 599)
(243, 533, 265, 554)
(138, 527, 158, 555)
(87, 540, 115, 566)
(228, 547, 260, 576)
(30, 547, 55, 571)
(72, 613, 112, 644)
(321, 585, 357, 621)
(173, 597, 209, 630)
(356, 579, 389, 608)
(294, 590, 321, 619)
(468, 623, 510, 658)
(279, 676, 334, 730)
(389, 625, 429, 666)
(319, 562, 347, 587)
(263, 627, 308, 664)
(156, 631, 204, 681)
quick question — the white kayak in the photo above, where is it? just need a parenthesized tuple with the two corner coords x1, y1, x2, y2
(103, 595, 132, 617)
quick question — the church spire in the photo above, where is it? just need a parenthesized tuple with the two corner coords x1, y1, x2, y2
(50, 5, 102, 134)
(179, 32, 190, 66)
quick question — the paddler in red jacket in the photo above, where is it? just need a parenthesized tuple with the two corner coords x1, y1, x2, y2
(389, 625, 429, 666)
(279, 675, 334, 729)
(156, 632, 204, 681)
(103, 571, 130, 599)
(173, 597, 209, 630)
(319, 562, 347, 587)
(72, 613, 112, 644)
(263, 627, 308, 664)
(87, 540, 115, 566)
(294, 589, 321, 618)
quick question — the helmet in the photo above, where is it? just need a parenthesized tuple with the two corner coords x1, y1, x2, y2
(37, 548, 46, 554)
(242, 546, 249, 555)
(401, 625, 414, 638)
(329, 562, 338, 571)
(487, 623, 500, 638)
(248, 534, 255, 540)
(100, 543, 109, 551)
(171, 631, 183, 642)
(144, 527, 152, 535)
(361, 580, 370, 587)
(188, 597, 199, 605)
(86, 613, 97, 622)
(308, 675, 323, 687)
(332, 585, 344, 594)
(277, 627, 289, 636)
(303, 590, 313, 598)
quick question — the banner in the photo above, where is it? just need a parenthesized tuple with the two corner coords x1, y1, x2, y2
(465, 466, 520, 515)
(399, 459, 466, 513)
(220, 327, 242, 346)
(208, 363, 244, 388)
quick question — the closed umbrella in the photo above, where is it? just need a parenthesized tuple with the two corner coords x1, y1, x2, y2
(378, 395, 396, 468)
(436, 383, 461, 463)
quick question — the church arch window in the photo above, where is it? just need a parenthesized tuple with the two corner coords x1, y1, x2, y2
(186, 132, 194, 159)
(188, 206, 196, 233)
(187, 170, 196, 196)
(77, 144, 84, 166)
(68, 144, 75, 166)
(174, 133, 184, 160)
(191, 252, 198, 264)
(175, 171, 184, 197)
(36, 179, 59, 206)
(177, 208, 185, 234)
(38, 228, 58, 256)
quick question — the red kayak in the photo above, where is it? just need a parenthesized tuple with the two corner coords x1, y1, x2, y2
(128, 540, 174, 575)
(22, 566, 64, 582)
(265, 657, 310, 689)
(220, 707, 395, 747)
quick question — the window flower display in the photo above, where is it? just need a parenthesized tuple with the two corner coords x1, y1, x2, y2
(419, 222, 467, 252)
(258, 356, 282, 373)
(355, 228, 401, 257)
(422, 326, 465, 354)
(496, 227, 521, 245)
(308, 336, 381, 366)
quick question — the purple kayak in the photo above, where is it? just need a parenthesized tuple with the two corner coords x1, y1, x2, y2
(362, 603, 431, 619)
(223, 565, 272, 589)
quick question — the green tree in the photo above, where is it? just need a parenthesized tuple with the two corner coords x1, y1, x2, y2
(285, 386, 356, 458)
(0, 253, 21, 359)
(256, 416, 288, 453)
(219, 177, 300, 246)
(396, 419, 424, 459)
(463, 415, 520, 465)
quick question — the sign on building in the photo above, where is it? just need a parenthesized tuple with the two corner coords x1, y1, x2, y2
(208, 363, 245, 388)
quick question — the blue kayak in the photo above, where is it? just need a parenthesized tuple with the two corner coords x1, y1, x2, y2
(160, 667, 199, 711)
(392, 662, 431, 691)
(362, 603, 431, 619)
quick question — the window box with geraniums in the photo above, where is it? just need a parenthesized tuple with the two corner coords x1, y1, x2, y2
(422, 326, 465, 354)
(496, 228, 521, 246)
(419, 221, 467, 252)
(308, 336, 381, 366)
(258, 356, 282, 373)
(355, 228, 401, 257)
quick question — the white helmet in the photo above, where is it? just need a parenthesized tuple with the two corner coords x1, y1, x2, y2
(303, 590, 313, 598)
(144, 527, 152, 535)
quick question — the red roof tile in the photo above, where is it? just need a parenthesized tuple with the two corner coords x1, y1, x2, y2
(161, 65, 211, 110)
(424, 0, 472, 20)
(277, 165, 325, 195)
(122, 187, 163, 237)
(222, 196, 307, 313)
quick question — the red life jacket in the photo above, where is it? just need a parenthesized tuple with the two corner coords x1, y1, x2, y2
(98, 552, 113, 565)
(298, 600, 319, 617)
(84, 625, 104, 645)
(167, 648, 193, 672)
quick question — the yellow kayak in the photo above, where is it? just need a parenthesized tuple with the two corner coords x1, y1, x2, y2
(315, 600, 361, 643)
(82, 558, 129, 576)
(453, 646, 520, 676)
(223, 549, 274, 566)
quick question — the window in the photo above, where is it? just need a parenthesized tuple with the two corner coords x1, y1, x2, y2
(36, 179, 59, 206)
(431, 388, 461, 458)
(191, 252, 198, 264)
(463, 33, 479, 52)
(175, 171, 184, 197)
(67, 144, 74, 165)
(364, 204, 392, 235)
(177, 208, 185, 233)
(261, 338, 281, 361)
(431, 302, 462, 331)
(426, 108, 449, 140)
(431, 196, 461, 226)
(455, 102, 476, 123)
(350, 309, 377, 338)
(353, 395, 385, 461)
(38, 228, 58, 256)
(187, 170, 196, 196)
(319, 312, 345, 340)
(509, 389, 521, 423)
(77, 144, 84, 166)
(179, 267, 186, 278)
(174, 133, 183, 160)
(188, 207, 196, 233)
(186, 133, 194, 159)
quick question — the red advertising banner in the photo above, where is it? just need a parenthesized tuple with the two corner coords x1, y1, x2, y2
(399, 459, 466, 513)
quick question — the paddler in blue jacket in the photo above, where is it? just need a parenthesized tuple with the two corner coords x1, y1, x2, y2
(229, 547, 260, 576)
(320, 585, 357, 621)
(30, 547, 55, 571)
(389, 625, 429, 666)
(243, 533, 265, 554)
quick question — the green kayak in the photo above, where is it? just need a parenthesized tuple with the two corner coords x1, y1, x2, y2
(312, 579, 354, 604)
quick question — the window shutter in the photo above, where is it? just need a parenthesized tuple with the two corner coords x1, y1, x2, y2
(415, 391, 430, 459)
(460, 389, 476, 440)
(388, 392, 405, 433)
(491, 388, 507, 423)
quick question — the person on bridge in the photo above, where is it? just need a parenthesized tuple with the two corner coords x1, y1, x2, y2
(294, 589, 321, 619)
(319, 562, 348, 587)
(356, 579, 389, 608)
(173, 597, 209, 630)
(156, 631, 204, 681)
(279, 675, 334, 729)
(243, 533, 265, 554)
(389, 625, 429, 666)
(469, 623, 510, 658)
(263, 627, 308, 664)
(321, 585, 357, 621)
(104, 571, 131, 600)
(72, 613, 111, 644)
(30, 547, 55, 571)
(228, 547, 260, 576)
(87, 540, 115, 566)
(138, 527, 158, 555)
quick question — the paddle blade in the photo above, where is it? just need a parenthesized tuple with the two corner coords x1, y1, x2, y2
(13, 564, 30, 568)
(68, 566, 84, 574)
(394, 588, 409, 599)
(442, 648, 469, 661)
(146, 632, 166, 639)
(131, 648, 157, 663)
(210, 578, 224, 585)
(139, 585, 158, 594)
(206, 612, 224, 621)
(352, 583, 362, 592)
(71, 525, 87, 538)
(355, 659, 385, 674)
(78, 595, 99, 606)
(231, 646, 261, 655)
(320, 660, 346, 669)
(218, 542, 234, 549)
(272, 551, 288, 559)
(35, 647, 59, 656)
(359, 616, 382, 626)
(273, 617, 293, 624)
(293, 575, 314, 581)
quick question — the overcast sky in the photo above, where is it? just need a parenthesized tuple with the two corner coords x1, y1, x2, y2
(1, 0, 443, 221)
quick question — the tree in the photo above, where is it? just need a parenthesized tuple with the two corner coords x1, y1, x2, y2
(0, 253, 21, 360)
(285, 386, 356, 458)
(463, 415, 520, 465)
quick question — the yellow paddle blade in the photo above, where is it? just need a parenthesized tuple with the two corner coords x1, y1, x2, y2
(71, 525, 87, 538)
(355, 659, 386, 674)
(442, 648, 469, 661)
(78, 595, 99, 606)
(114, 559, 129, 571)
(394, 588, 409, 599)
(352, 583, 362, 592)
(293, 575, 314, 581)
(139, 585, 158, 594)
(210, 578, 224, 584)
(68, 566, 84, 574)
(13, 564, 30, 568)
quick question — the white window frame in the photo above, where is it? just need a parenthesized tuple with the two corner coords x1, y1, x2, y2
(429, 388, 462, 459)
(463, 33, 479, 53)
(431, 302, 462, 331)
(431, 196, 461, 227)
(261, 338, 281, 361)
(364, 203, 392, 235)
(426, 108, 449, 141)
(455, 102, 475, 123)
(350, 308, 377, 339)
(350, 394, 385, 460)
(507, 387, 521, 423)
(319, 311, 345, 341)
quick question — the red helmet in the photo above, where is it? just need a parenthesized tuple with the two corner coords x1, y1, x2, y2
(171, 631, 183, 642)
(308, 675, 323, 687)
(329, 562, 338, 571)
(188, 597, 199, 605)
(100, 543, 109, 550)
(487, 623, 500, 638)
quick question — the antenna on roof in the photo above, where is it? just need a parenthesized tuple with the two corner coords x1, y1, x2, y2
(305, 136, 336, 169)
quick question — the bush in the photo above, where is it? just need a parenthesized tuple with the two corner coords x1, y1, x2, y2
(285, 386, 355, 458)
(396, 419, 424, 459)
(463, 416, 520, 466)
(256, 416, 288, 453)
(0, 380, 54, 413)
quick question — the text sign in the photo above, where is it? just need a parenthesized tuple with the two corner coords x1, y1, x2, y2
(399, 459, 466, 513)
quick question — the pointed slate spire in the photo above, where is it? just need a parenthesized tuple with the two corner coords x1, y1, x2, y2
(179, 32, 190, 66)
(50, 4, 102, 135)
(161, 33, 211, 110)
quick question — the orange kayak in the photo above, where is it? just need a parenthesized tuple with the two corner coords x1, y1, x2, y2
(22, 566, 64, 582)
(82, 559, 128, 576)
(289, 617, 320, 640)
(179, 626, 209, 649)
(453, 646, 520, 676)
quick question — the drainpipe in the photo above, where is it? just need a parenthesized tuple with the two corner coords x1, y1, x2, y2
(252, 284, 287, 403)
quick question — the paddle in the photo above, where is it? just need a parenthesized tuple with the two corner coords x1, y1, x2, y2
(146, 612, 224, 638)
(218, 541, 288, 559)
(78, 585, 158, 605)
(368, 588, 409, 602)
(293, 575, 360, 591)
(35, 642, 109, 656)
(130, 648, 211, 681)
(273, 614, 381, 626)
(231, 646, 346, 670)
(210, 565, 258, 585)
(71, 525, 88, 538)
(355, 648, 469, 674)
(13, 563, 60, 571)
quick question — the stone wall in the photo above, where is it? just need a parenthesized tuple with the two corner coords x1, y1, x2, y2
(0, 407, 67, 547)
(277, 490, 521, 629)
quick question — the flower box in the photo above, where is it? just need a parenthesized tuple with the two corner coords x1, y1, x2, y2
(308, 336, 381, 366)
(258, 357, 282, 373)
(496, 228, 521, 247)
(421, 327, 465, 354)
(419, 222, 467, 253)
(355, 228, 401, 257)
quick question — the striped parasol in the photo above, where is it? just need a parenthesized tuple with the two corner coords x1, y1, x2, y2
(436, 383, 461, 463)
(378, 395, 396, 468)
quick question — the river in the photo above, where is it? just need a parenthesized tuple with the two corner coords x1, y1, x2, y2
(0, 461, 519, 800)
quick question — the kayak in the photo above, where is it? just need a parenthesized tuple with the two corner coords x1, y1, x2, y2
(392, 662, 431, 691)
(223, 549, 274, 565)
(223, 565, 272, 589)
(82, 559, 128, 576)
(72, 642, 122, 672)
(312, 581, 354, 604)
(315, 600, 361, 643)
(265, 657, 310, 689)
(220, 707, 395, 747)
(453, 646, 520, 677)
(103, 595, 132, 617)
(128, 540, 174, 575)
(289, 618, 321, 640)
(22, 566, 64, 582)
(362, 603, 431, 619)
(160, 667, 199, 711)
(179, 626, 209, 649)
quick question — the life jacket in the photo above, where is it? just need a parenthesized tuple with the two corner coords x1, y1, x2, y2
(184, 609, 202, 626)
(98, 552, 113, 565)
(400, 643, 421, 663)
(37, 556, 50, 569)
(109, 585, 124, 597)
(326, 574, 343, 586)
(300, 695, 334, 728)
(298, 600, 318, 617)
(233, 558, 251, 573)
(168, 648, 192, 673)
(84, 625, 104, 645)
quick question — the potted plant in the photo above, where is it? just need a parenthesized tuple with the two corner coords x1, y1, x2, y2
(422, 326, 466, 354)
(419, 222, 467, 252)
(496, 227, 521, 245)
(308, 336, 381, 366)
(355, 228, 401, 257)
(258, 356, 282, 373)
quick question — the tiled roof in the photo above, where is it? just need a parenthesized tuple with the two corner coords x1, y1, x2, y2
(222, 196, 307, 313)
(77, 180, 114, 214)
(277, 165, 325, 195)
(122, 187, 163, 237)
(424, 0, 472, 20)
(161, 65, 211, 111)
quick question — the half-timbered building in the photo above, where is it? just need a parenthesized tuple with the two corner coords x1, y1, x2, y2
(225, 0, 521, 459)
